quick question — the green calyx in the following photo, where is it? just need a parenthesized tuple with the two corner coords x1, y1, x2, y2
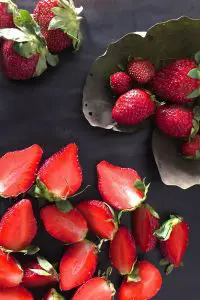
(33, 178, 67, 202)
(47, 289, 64, 300)
(127, 264, 141, 283)
(186, 51, 200, 99)
(154, 215, 183, 241)
(0, 245, 40, 255)
(31, 256, 58, 279)
(143, 204, 160, 219)
(190, 106, 200, 139)
(48, 0, 83, 51)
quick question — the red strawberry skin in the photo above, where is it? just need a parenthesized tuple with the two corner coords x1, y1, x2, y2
(152, 59, 200, 103)
(97, 160, 145, 210)
(155, 104, 193, 138)
(60, 240, 98, 291)
(109, 226, 136, 275)
(110, 72, 132, 95)
(0, 3, 14, 28)
(182, 134, 200, 158)
(76, 200, 118, 240)
(0, 144, 43, 198)
(127, 59, 155, 84)
(40, 205, 88, 243)
(0, 250, 23, 288)
(0, 199, 37, 251)
(112, 89, 155, 125)
(0, 285, 33, 300)
(132, 205, 159, 252)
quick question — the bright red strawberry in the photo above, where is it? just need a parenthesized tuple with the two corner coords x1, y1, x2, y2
(22, 256, 58, 288)
(110, 72, 132, 95)
(0, 1, 15, 28)
(60, 240, 98, 291)
(44, 288, 64, 300)
(152, 58, 200, 103)
(118, 260, 162, 300)
(0, 285, 33, 300)
(109, 226, 136, 275)
(0, 199, 37, 251)
(97, 160, 149, 211)
(76, 200, 118, 240)
(112, 89, 155, 125)
(0, 144, 43, 198)
(40, 204, 88, 243)
(182, 134, 200, 159)
(155, 215, 189, 273)
(132, 204, 159, 253)
(36, 143, 82, 201)
(33, 0, 83, 53)
(72, 277, 116, 300)
(127, 58, 155, 84)
(0, 250, 23, 288)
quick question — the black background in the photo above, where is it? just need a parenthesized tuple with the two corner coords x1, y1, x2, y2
(0, 0, 200, 299)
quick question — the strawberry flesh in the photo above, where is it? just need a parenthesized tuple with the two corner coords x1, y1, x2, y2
(0, 285, 33, 300)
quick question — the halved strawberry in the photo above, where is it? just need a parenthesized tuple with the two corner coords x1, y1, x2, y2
(60, 240, 98, 291)
(44, 288, 64, 300)
(0, 144, 43, 198)
(0, 199, 37, 251)
(0, 285, 33, 300)
(109, 226, 136, 275)
(40, 204, 88, 243)
(0, 250, 23, 288)
(132, 204, 159, 252)
(22, 256, 58, 288)
(36, 143, 82, 201)
(76, 200, 118, 240)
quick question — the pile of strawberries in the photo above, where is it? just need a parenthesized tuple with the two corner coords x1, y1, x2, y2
(110, 55, 200, 159)
(0, 143, 189, 299)
(0, 0, 83, 80)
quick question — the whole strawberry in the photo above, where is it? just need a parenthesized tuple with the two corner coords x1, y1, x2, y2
(152, 58, 200, 103)
(110, 72, 132, 95)
(112, 89, 155, 125)
(127, 58, 155, 84)
(33, 0, 83, 53)
(0, 0, 16, 28)
(182, 134, 200, 159)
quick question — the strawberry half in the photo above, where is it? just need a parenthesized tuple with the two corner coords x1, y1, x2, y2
(0, 250, 23, 288)
(0, 199, 37, 252)
(44, 288, 64, 300)
(109, 226, 136, 275)
(60, 240, 98, 291)
(76, 200, 118, 240)
(40, 204, 88, 243)
(132, 204, 159, 252)
(36, 143, 83, 201)
(0, 285, 33, 300)
(0, 144, 43, 198)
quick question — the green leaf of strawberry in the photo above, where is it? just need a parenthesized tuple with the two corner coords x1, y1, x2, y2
(56, 201, 73, 213)
(187, 87, 200, 99)
(154, 215, 183, 241)
(0, 28, 30, 42)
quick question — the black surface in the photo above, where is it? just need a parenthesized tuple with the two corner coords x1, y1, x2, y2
(1, 0, 200, 299)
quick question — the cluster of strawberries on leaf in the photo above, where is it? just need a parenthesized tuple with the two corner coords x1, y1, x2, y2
(110, 55, 200, 159)
(0, 0, 83, 80)
(0, 142, 189, 299)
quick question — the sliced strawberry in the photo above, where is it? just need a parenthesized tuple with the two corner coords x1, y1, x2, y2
(60, 240, 98, 291)
(0, 250, 23, 288)
(132, 204, 159, 252)
(72, 277, 116, 300)
(97, 161, 149, 211)
(44, 288, 64, 300)
(109, 226, 136, 275)
(76, 200, 118, 240)
(40, 205, 88, 243)
(0, 144, 43, 198)
(0, 285, 33, 300)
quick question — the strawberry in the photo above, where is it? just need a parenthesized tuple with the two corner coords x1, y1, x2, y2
(0, 250, 23, 288)
(127, 58, 155, 84)
(44, 288, 64, 300)
(60, 240, 98, 291)
(33, 0, 83, 53)
(0, 0, 16, 28)
(40, 204, 88, 243)
(112, 89, 155, 125)
(35, 143, 83, 201)
(109, 226, 136, 275)
(155, 215, 189, 274)
(0, 285, 33, 300)
(182, 134, 200, 159)
(118, 260, 162, 300)
(110, 72, 132, 95)
(72, 277, 116, 300)
(0, 144, 43, 198)
(132, 204, 159, 252)
(97, 160, 149, 211)
(0, 199, 37, 252)
(22, 256, 58, 288)
(76, 200, 118, 240)
(152, 58, 200, 103)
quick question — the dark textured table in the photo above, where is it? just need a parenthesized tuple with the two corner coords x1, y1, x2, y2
(1, 0, 200, 299)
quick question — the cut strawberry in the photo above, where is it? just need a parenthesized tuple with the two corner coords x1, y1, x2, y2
(76, 200, 118, 240)
(109, 226, 136, 275)
(0, 285, 33, 300)
(60, 240, 98, 291)
(44, 288, 64, 300)
(0, 144, 43, 198)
